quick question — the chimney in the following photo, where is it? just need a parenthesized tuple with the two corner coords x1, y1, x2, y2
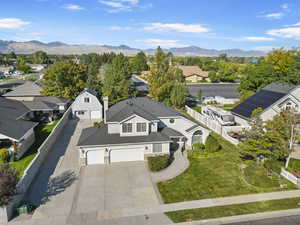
(103, 96, 109, 123)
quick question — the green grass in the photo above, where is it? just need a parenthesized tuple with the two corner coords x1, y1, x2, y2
(192, 106, 202, 113)
(166, 197, 300, 223)
(10, 120, 59, 176)
(157, 133, 296, 204)
(222, 104, 237, 111)
(148, 155, 170, 172)
(288, 158, 300, 172)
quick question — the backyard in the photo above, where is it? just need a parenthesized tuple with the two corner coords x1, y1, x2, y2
(158, 133, 296, 204)
(10, 120, 59, 176)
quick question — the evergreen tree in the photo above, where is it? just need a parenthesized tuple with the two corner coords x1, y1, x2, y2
(131, 51, 148, 73)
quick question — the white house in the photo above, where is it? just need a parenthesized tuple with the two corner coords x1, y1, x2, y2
(77, 97, 209, 165)
(232, 83, 300, 122)
(71, 88, 103, 120)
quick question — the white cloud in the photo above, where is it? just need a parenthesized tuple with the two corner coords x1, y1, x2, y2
(107, 25, 132, 31)
(242, 36, 274, 41)
(0, 18, 30, 29)
(143, 23, 209, 33)
(63, 4, 85, 11)
(139, 39, 188, 48)
(98, 0, 149, 13)
(267, 26, 300, 39)
(262, 12, 284, 19)
(285, 22, 300, 27)
(281, 3, 289, 10)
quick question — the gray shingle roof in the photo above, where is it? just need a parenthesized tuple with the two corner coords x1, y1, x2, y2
(188, 83, 240, 99)
(81, 88, 98, 97)
(107, 97, 184, 122)
(0, 98, 37, 140)
(22, 101, 58, 111)
(77, 124, 171, 147)
(161, 127, 184, 137)
(231, 82, 296, 119)
(3, 81, 43, 97)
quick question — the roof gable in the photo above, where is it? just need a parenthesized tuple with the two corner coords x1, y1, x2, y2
(231, 82, 296, 119)
(3, 81, 42, 97)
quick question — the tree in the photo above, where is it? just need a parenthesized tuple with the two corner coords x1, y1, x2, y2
(148, 47, 186, 107)
(239, 110, 270, 160)
(102, 53, 134, 104)
(131, 51, 148, 73)
(16, 58, 31, 73)
(197, 89, 203, 102)
(0, 164, 19, 207)
(33, 51, 49, 64)
(170, 83, 188, 108)
(264, 110, 298, 160)
(42, 62, 87, 99)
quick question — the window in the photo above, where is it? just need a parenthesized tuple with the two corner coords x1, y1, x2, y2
(169, 118, 175, 124)
(153, 144, 162, 153)
(137, 123, 147, 132)
(77, 111, 85, 115)
(122, 123, 132, 133)
(84, 97, 90, 103)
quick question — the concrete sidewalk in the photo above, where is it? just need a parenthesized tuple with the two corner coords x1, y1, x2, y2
(94, 189, 300, 220)
(150, 145, 189, 183)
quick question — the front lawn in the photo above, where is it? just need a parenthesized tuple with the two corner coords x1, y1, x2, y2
(10, 120, 59, 176)
(158, 133, 296, 204)
(166, 197, 300, 223)
(148, 155, 170, 172)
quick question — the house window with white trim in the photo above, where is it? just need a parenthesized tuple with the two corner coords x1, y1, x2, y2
(84, 97, 90, 103)
(122, 123, 132, 133)
(137, 123, 147, 132)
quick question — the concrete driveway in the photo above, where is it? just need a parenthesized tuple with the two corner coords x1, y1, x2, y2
(74, 162, 160, 216)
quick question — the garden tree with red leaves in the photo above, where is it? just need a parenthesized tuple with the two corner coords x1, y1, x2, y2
(0, 164, 19, 207)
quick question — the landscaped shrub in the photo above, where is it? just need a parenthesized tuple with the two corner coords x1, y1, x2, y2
(205, 135, 221, 153)
(148, 155, 170, 172)
(193, 143, 205, 152)
(288, 158, 300, 172)
(0, 164, 19, 207)
(0, 149, 10, 163)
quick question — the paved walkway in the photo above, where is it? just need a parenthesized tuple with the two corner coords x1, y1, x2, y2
(150, 144, 189, 183)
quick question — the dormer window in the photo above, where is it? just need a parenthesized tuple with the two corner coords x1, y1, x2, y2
(84, 97, 90, 103)
(122, 123, 132, 133)
(137, 123, 147, 132)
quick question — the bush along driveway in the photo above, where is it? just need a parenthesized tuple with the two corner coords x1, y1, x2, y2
(10, 120, 59, 176)
(158, 133, 296, 204)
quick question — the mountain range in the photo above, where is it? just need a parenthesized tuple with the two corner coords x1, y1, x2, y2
(0, 40, 266, 57)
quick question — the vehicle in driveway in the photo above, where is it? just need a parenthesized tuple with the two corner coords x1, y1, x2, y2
(77, 96, 210, 165)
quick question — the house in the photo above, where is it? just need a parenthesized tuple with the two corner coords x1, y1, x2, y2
(178, 66, 209, 83)
(2, 81, 69, 122)
(188, 83, 240, 105)
(77, 97, 209, 165)
(28, 64, 47, 72)
(231, 83, 300, 121)
(0, 98, 37, 158)
(71, 88, 103, 120)
(0, 66, 14, 75)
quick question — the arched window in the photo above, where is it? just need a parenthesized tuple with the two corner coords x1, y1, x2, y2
(192, 130, 203, 144)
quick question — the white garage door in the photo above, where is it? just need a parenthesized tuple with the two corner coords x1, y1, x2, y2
(91, 110, 101, 119)
(110, 148, 144, 163)
(87, 150, 105, 165)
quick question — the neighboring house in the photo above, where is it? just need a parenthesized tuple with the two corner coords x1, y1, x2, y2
(28, 64, 47, 72)
(231, 83, 300, 121)
(0, 66, 14, 75)
(129, 76, 149, 95)
(0, 98, 37, 158)
(179, 66, 209, 83)
(71, 88, 103, 120)
(77, 97, 209, 165)
(3, 81, 69, 113)
(188, 83, 240, 105)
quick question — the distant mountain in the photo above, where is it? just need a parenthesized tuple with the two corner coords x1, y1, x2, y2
(0, 40, 266, 57)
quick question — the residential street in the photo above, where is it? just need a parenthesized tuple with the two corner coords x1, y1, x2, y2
(226, 215, 300, 225)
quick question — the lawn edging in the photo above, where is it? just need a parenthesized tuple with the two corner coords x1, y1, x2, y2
(0, 106, 72, 223)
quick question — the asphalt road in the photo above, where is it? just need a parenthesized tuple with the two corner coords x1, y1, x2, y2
(226, 215, 300, 225)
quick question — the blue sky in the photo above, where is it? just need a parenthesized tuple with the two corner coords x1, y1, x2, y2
(1, 0, 300, 51)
